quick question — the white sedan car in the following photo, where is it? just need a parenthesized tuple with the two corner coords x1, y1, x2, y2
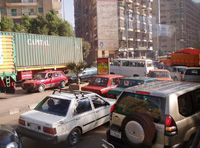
(17, 90, 116, 147)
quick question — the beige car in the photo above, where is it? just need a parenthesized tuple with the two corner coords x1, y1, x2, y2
(106, 81, 200, 148)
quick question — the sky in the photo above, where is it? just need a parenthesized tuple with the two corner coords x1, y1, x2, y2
(62, 0, 75, 28)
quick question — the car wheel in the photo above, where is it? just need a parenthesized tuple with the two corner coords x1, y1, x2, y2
(121, 113, 156, 148)
(174, 77, 178, 81)
(60, 80, 65, 88)
(27, 90, 32, 93)
(67, 128, 81, 147)
(38, 84, 45, 92)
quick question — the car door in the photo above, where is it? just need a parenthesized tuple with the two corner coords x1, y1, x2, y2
(42, 72, 52, 88)
(52, 72, 61, 87)
(90, 95, 111, 127)
(73, 98, 97, 133)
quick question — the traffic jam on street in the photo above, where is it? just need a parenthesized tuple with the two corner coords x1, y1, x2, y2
(1, 0, 200, 147)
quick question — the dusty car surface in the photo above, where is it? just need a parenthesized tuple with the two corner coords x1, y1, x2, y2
(21, 71, 68, 92)
(147, 69, 173, 81)
(0, 125, 23, 148)
(17, 90, 115, 147)
(106, 81, 200, 148)
(107, 77, 157, 99)
(81, 74, 124, 97)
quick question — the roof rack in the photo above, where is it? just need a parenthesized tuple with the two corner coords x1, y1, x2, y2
(52, 89, 91, 98)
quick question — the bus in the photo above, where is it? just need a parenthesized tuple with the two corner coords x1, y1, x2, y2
(110, 59, 154, 77)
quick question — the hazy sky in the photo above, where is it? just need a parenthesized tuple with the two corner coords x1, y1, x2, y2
(62, 0, 74, 28)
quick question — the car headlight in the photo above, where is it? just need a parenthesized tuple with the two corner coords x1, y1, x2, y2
(6, 142, 18, 148)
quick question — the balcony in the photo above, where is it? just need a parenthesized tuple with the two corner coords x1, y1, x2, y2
(119, 36, 126, 40)
(118, 0, 124, 2)
(6, 0, 37, 7)
(7, 11, 37, 19)
(126, 0, 133, 4)
(141, 4, 147, 9)
(134, 2, 139, 7)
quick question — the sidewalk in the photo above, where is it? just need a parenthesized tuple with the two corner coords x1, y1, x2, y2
(0, 88, 68, 118)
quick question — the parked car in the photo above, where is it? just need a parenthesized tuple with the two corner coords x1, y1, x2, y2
(21, 71, 68, 92)
(147, 69, 173, 81)
(167, 66, 187, 81)
(81, 74, 124, 97)
(0, 124, 23, 148)
(107, 77, 157, 99)
(106, 81, 200, 148)
(68, 67, 97, 83)
(182, 67, 200, 83)
(17, 90, 115, 147)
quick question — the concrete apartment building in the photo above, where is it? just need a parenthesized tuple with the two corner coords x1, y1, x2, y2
(152, 0, 200, 54)
(0, 0, 62, 24)
(74, 0, 154, 62)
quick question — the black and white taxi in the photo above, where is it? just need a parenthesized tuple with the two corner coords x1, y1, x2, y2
(17, 90, 116, 146)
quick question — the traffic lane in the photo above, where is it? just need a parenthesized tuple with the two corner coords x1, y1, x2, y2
(22, 123, 109, 148)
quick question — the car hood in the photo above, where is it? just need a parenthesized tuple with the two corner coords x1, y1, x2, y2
(20, 110, 65, 127)
(104, 98, 116, 105)
(156, 78, 173, 81)
(0, 126, 15, 145)
(82, 85, 106, 91)
(108, 87, 124, 95)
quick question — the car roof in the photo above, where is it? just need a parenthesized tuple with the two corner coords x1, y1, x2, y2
(121, 77, 157, 81)
(185, 67, 200, 70)
(48, 90, 96, 100)
(124, 81, 200, 97)
(113, 58, 152, 61)
(150, 69, 170, 72)
(94, 74, 123, 78)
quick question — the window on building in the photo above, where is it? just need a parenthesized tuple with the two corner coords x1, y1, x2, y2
(11, 9, 17, 16)
(38, 8, 43, 13)
(1, 8, 5, 14)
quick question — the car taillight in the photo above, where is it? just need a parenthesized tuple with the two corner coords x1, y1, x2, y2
(19, 119, 25, 126)
(110, 104, 115, 113)
(96, 90, 101, 94)
(136, 91, 150, 95)
(43, 127, 56, 135)
(165, 115, 177, 136)
(108, 94, 116, 99)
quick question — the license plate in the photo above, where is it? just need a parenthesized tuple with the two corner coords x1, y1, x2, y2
(110, 129, 121, 139)
(30, 123, 39, 131)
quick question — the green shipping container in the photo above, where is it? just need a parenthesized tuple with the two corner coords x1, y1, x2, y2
(0, 32, 83, 71)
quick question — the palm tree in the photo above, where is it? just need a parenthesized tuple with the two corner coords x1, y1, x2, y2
(67, 62, 88, 84)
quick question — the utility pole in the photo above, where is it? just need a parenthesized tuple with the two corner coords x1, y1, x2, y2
(125, 0, 129, 58)
(156, 0, 160, 59)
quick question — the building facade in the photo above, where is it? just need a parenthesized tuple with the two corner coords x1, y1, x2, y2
(152, 0, 200, 54)
(0, 0, 62, 24)
(74, 0, 154, 62)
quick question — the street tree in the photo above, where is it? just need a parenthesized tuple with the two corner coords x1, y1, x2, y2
(58, 20, 74, 37)
(21, 14, 32, 33)
(0, 16, 14, 32)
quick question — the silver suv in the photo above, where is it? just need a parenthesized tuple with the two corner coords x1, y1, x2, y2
(106, 81, 200, 148)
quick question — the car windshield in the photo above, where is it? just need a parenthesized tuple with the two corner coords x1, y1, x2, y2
(117, 79, 144, 88)
(89, 77, 108, 86)
(34, 73, 46, 79)
(177, 68, 186, 73)
(151, 72, 170, 78)
(34, 97, 71, 117)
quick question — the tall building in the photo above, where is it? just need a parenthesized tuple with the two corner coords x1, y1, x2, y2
(0, 0, 62, 23)
(152, 0, 200, 54)
(74, 0, 154, 62)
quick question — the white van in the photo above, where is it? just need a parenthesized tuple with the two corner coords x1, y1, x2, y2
(110, 59, 154, 77)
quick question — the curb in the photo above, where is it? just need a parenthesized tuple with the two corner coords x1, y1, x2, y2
(0, 103, 38, 118)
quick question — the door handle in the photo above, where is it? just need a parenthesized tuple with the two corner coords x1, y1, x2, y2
(75, 117, 80, 120)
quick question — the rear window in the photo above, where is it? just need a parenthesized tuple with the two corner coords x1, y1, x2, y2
(35, 97, 71, 117)
(185, 69, 200, 75)
(114, 92, 165, 123)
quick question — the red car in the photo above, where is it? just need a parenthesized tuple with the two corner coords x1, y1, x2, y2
(22, 71, 68, 92)
(81, 74, 124, 97)
(147, 69, 173, 81)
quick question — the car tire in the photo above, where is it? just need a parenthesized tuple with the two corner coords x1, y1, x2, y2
(67, 128, 81, 147)
(38, 84, 45, 92)
(60, 80, 65, 88)
(121, 113, 156, 148)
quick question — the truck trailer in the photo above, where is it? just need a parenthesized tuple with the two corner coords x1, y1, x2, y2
(0, 32, 83, 93)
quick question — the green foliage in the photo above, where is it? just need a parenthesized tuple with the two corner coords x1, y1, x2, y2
(2, 9, 74, 37)
(82, 40, 91, 59)
(147, 51, 156, 59)
(0, 16, 14, 32)
(67, 62, 89, 84)
(158, 49, 164, 56)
